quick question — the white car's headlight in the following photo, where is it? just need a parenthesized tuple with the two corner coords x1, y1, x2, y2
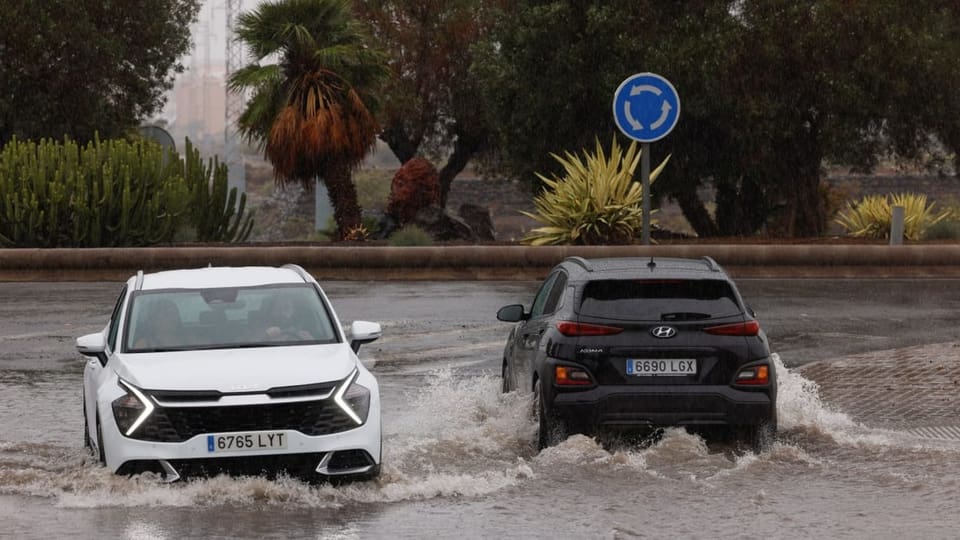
(334, 370, 370, 425)
(112, 380, 155, 437)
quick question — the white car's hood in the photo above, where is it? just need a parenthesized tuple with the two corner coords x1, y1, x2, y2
(114, 344, 356, 392)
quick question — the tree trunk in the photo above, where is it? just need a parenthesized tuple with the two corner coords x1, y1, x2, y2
(439, 130, 483, 208)
(380, 124, 421, 165)
(673, 186, 719, 237)
(715, 175, 770, 236)
(778, 137, 826, 237)
(322, 161, 363, 240)
(784, 166, 826, 237)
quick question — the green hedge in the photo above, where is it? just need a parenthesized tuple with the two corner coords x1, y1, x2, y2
(0, 136, 253, 247)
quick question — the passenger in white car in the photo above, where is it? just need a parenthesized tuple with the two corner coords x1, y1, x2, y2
(134, 299, 183, 349)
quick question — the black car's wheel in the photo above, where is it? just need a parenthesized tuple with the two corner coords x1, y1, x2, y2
(739, 419, 777, 453)
(501, 361, 510, 393)
(533, 379, 566, 450)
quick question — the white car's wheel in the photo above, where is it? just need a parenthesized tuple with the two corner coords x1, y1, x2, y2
(82, 391, 91, 451)
(95, 414, 106, 465)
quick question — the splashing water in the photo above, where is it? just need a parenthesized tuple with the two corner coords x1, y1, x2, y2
(773, 353, 856, 433)
(0, 369, 538, 509)
(2, 355, 957, 510)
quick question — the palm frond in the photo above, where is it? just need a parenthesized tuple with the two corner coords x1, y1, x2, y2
(227, 64, 282, 93)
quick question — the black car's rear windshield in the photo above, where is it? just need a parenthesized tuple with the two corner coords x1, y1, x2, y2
(578, 279, 742, 321)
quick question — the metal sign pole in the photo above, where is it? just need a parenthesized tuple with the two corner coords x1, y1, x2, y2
(641, 142, 651, 245)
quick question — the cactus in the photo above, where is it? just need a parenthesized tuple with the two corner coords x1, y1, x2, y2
(179, 139, 254, 243)
(0, 136, 254, 247)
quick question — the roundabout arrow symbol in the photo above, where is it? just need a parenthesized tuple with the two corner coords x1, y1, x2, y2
(630, 84, 662, 97)
(650, 101, 672, 130)
(623, 85, 672, 132)
(624, 101, 643, 130)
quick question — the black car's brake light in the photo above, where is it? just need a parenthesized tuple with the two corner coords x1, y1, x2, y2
(704, 320, 760, 336)
(556, 321, 623, 336)
(735, 364, 770, 385)
(554, 365, 594, 386)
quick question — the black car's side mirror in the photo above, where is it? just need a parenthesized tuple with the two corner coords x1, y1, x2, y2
(497, 304, 529, 322)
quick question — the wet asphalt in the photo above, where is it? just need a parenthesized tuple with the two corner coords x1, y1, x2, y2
(0, 279, 959, 539)
(4, 279, 956, 369)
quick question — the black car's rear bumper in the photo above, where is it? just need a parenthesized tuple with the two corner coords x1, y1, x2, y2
(550, 384, 774, 433)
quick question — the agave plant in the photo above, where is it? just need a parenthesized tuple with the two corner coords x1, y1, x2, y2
(834, 192, 950, 240)
(521, 137, 669, 245)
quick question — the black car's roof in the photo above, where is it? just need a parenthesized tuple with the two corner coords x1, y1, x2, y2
(560, 256, 730, 281)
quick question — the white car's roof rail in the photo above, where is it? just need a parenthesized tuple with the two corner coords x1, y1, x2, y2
(134, 270, 144, 291)
(282, 263, 312, 283)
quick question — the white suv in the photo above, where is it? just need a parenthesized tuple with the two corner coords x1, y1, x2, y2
(76, 265, 382, 482)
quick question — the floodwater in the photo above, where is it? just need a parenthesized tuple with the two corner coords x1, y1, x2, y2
(1, 281, 959, 539)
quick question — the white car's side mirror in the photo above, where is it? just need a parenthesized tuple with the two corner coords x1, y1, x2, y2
(77, 332, 107, 365)
(348, 321, 381, 353)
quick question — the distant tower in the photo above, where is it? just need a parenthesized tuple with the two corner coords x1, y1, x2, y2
(224, 0, 245, 193)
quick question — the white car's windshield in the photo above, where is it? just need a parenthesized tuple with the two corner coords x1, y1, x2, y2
(124, 284, 339, 352)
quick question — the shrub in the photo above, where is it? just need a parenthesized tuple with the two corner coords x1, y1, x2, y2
(834, 192, 950, 241)
(353, 168, 392, 211)
(923, 219, 960, 240)
(388, 224, 433, 246)
(386, 157, 440, 223)
(521, 137, 669, 245)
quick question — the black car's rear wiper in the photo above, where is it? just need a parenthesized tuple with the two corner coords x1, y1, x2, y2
(660, 312, 712, 321)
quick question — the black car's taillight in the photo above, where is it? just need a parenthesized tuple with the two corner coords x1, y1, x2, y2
(735, 364, 770, 385)
(704, 320, 760, 336)
(554, 365, 594, 386)
(556, 321, 623, 337)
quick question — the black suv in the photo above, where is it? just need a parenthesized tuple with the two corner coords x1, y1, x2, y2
(497, 256, 776, 450)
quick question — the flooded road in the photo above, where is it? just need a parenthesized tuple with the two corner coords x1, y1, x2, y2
(1, 280, 959, 539)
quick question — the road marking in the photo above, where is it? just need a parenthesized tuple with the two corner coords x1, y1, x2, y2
(905, 426, 960, 441)
(0, 332, 65, 341)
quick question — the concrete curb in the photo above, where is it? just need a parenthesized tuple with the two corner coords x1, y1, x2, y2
(2, 245, 960, 281)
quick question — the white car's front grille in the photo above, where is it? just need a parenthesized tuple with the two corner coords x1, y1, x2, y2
(128, 398, 357, 442)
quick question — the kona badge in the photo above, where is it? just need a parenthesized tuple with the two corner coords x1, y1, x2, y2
(651, 326, 677, 339)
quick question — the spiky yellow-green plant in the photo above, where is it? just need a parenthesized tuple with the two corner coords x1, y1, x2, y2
(521, 137, 669, 245)
(834, 192, 950, 240)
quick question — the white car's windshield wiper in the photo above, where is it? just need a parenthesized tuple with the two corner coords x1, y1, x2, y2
(131, 347, 191, 353)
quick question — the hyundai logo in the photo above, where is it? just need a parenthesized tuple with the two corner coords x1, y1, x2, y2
(651, 326, 677, 339)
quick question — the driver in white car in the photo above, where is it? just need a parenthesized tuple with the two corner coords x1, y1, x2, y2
(263, 294, 314, 340)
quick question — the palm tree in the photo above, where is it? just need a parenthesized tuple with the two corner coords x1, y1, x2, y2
(229, 0, 386, 240)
